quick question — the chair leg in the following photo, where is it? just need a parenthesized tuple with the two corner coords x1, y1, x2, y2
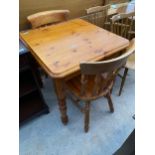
(84, 101, 91, 133)
(118, 68, 128, 96)
(110, 79, 116, 94)
(106, 93, 114, 113)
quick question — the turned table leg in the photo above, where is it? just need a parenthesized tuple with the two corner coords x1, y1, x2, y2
(53, 79, 68, 125)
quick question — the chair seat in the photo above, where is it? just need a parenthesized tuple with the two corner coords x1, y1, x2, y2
(66, 75, 113, 100)
(126, 53, 135, 69)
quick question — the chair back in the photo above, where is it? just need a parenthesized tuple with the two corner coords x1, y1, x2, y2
(84, 5, 110, 28)
(110, 11, 135, 39)
(27, 10, 70, 29)
(79, 46, 134, 97)
(106, 0, 129, 4)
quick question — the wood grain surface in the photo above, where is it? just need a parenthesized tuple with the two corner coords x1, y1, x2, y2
(20, 19, 129, 78)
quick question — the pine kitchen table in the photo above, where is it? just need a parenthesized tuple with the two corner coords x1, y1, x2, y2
(20, 18, 129, 125)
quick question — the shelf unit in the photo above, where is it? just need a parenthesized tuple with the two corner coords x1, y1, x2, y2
(19, 40, 49, 125)
(19, 69, 37, 97)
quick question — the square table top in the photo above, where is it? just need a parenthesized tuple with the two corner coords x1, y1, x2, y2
(20, 18, 129, 78)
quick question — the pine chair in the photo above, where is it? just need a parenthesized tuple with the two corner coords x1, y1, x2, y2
(110, 11, 135, 40)
(65, 48, 134, 132)
(110, 12, 135, 95)
(118, 38, 135, 96)
(27, 10, 70, 29)
(83, 4, 110, 29)
(106, 0, 130, 5)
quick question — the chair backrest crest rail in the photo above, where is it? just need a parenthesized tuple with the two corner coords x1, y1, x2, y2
(27, 10, 70, 29)
(79, 48, 134, 97)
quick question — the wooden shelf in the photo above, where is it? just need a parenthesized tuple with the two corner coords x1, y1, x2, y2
(19, 52, 30, 71)
(19, 40, 49, 125)
(19, 91, 48, 123)
(19, 70, 37, 98)
(19, 65, 30, 72)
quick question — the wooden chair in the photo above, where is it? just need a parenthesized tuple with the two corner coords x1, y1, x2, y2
(83, 4, 110, 29)
(110, 12, 135, 95)
(110, 11, 135, 40)
(65, 48, 134, 132)
(27, 10, 70, 29)
(106, 0, 130, 4)
(118, 38, 135, 96)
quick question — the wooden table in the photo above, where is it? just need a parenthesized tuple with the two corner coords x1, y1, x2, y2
(108, 2, 135, 15)
(20, 18, 129, 125)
